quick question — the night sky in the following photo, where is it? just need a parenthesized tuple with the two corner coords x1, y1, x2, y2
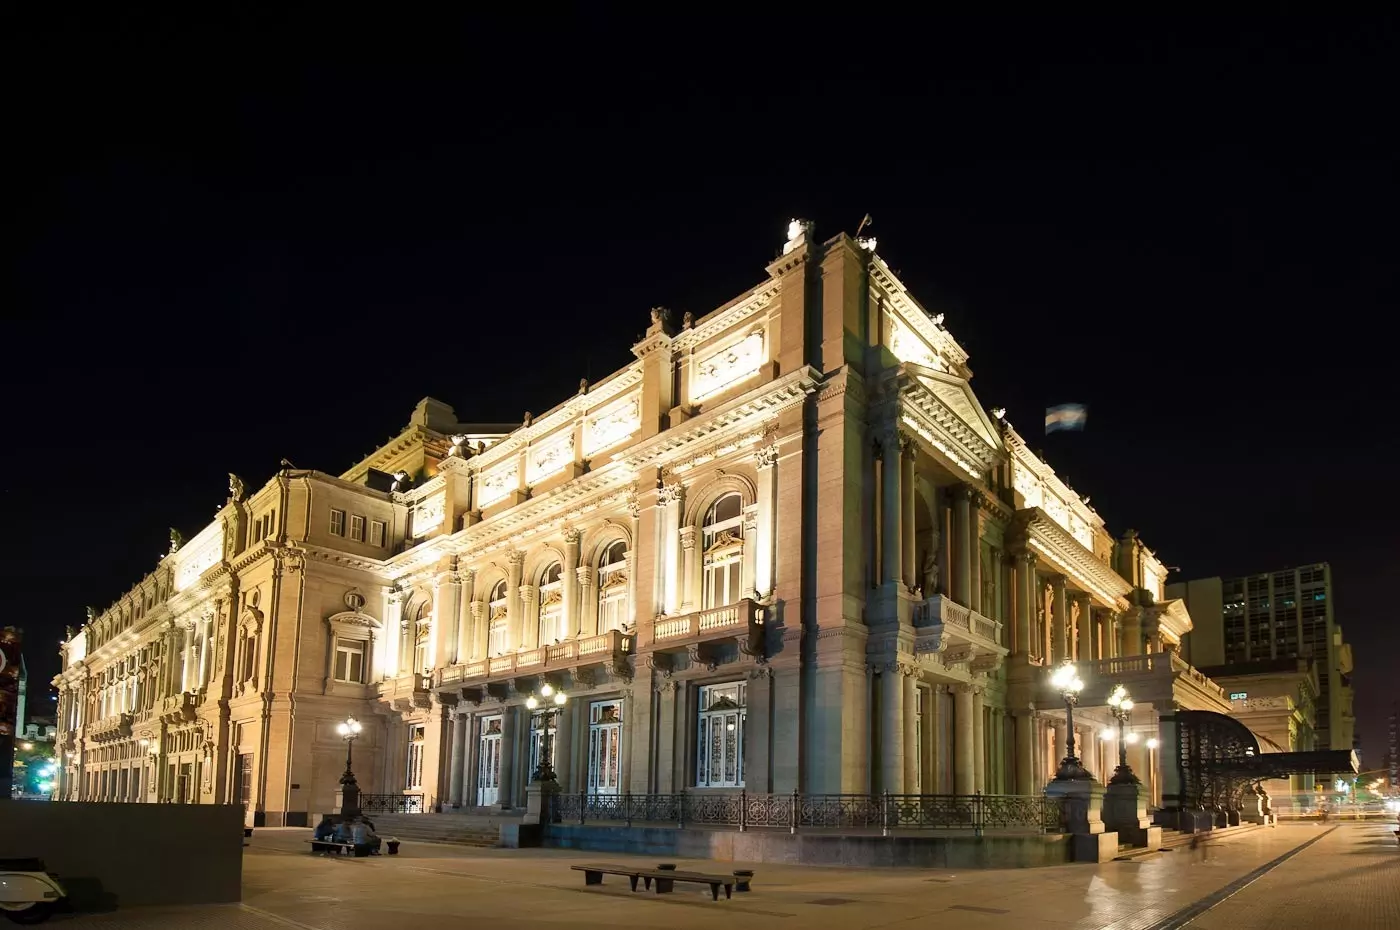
(7, 16, 1396, 761)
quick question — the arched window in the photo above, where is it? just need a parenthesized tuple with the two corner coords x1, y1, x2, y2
(538, 562, 566, 644)
(412, 603, 432, 675)
(488, 580, 509, 655)
(597, 540, 629, 633)
(702, 492, 746, 610)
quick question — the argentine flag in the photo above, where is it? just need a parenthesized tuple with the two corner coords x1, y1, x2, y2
(1045, 404, 1088, 434)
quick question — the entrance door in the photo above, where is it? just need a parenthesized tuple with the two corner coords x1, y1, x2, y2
(477, 716, 503, 806)
(587, 700, 623, 794)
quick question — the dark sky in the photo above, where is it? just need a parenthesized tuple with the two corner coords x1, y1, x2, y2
(6, 15, 1396, 761)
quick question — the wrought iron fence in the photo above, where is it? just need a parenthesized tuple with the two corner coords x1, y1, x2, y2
(550, 791, 1064, 836)
(359, 793, 425, 814)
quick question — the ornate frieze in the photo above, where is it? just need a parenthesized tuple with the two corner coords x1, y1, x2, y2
(412, 492, 446, 537)
(691, 330, 766, 402)
(526, 430, 575, 485)
(584, 392, 642, 457)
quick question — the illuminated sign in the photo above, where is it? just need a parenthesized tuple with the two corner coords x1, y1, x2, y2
(1229, 691, 1248, 701)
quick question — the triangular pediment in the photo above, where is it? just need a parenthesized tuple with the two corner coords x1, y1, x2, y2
(909, 367, 1004, 452)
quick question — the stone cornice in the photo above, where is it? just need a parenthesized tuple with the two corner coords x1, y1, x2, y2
(620, 366, 821, 472)
(467, 364, 645, 474)
(669, 281, 781, 351)
(1015, 508, 1131, 609)
(867, 256, 971, 375)
(896, 382, 1002, 482)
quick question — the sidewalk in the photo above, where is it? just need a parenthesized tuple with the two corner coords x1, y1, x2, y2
(46, 822, 1395, 929)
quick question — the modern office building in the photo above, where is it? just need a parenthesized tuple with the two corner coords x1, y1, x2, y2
(1172, 563, 1355, 752)
(55, 221, 1241, 825)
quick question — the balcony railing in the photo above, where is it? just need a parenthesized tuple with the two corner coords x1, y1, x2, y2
(652, 598, 761, 647)
(89, 713, 134, 743)
(912, 595, 1003, 645)
(1073, 652, 1229, 706)
(433, 629, 633, 689)
(550, 791, 1064, 837)
(378, 673, 432, 708)
(360, 793, 425, 814)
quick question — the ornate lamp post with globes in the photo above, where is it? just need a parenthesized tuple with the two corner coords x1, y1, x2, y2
(525, 683, 568, 783)
(1106, 684, 1139, 785)
(337, 716, 363, 817)
(1050, 660, 1091, 780)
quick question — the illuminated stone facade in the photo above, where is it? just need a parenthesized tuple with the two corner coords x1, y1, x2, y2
(54, 222, 1233, 823)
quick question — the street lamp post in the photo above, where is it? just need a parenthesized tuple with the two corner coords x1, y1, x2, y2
(336, 716, 363, 817)
(1106, 684, 1139, 785)
(525, 683, 568, 783)
(1050, 660, 1090, 780)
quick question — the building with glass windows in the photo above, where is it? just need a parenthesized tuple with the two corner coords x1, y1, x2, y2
(54, 221, 1241, 825)
(1173, 563, 1355, 753)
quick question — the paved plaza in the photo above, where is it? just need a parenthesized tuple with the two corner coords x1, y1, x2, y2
(48, 822, 1400, 929)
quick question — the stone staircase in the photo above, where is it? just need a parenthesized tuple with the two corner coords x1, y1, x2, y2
(369, 811, 521, 847)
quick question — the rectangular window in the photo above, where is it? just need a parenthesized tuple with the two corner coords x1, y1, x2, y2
(329, 509, 346, 536)
(406, 725, 425, 790)
(370, 520, 386, 548)
(350, 515, 365, 542)
(334, 639, 365, 683)
(587, 700, 624, 794)
(695, 681, 746, 788)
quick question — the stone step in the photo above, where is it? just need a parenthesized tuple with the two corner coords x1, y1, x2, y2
(368, 813, 503, 847)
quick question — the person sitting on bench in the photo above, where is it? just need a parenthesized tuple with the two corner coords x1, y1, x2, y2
(350, 819, 382, 855)
(314, 816, 336, 843)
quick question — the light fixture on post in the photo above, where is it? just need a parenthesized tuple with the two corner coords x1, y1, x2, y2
(525, 683, 568, 784)
(1106, 684, 1139, 785)
(336, 716, 363, 817)
(1050, 660, 1090, 780)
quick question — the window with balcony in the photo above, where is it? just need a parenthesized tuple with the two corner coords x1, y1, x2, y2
(588, 700, 624, 794)
(413, 607, 431, 675)
(334, 639, 365, 683)
(488, 580, 509, 655)
(696, 681, 746, 788)
(538, 562, 567, 643)
(597, 540, 629, 633)
(702, 493, 745, 610)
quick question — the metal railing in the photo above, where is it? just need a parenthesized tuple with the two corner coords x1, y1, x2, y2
(359, 793, 425, 814)
(550, 791, 1065, 837)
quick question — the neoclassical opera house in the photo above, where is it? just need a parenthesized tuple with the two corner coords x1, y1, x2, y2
(54, 221, 1237, 826)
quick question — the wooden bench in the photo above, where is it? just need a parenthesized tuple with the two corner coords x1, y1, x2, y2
(570, 864, 643, 891)
(309, 839, 374, 857)
(639, 869, 734, 901)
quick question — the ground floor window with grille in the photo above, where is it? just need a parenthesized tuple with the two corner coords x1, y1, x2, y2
(406, 725, 425, 790)
(696, 681, 746, 788)
(237, 753, 253, 809)
(587, 700, 623, 793)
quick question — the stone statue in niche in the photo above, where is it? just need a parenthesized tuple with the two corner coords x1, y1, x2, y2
(920, 527, 941, 597)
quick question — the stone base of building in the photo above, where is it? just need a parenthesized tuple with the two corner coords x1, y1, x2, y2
(1067, 831, 1121, 863)
(542, 825, 1077, 868)
(252, 810, 311, 828)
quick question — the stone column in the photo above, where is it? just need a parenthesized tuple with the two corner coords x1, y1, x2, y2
(967, 496, 982, 614)
(457, 570, 476, 663)
(901, 439, 916, 589)
(972, 688, 986, 793)
(470, 601, 486, 659)
(180, 623, 194, 692)
(1073, 595, 1092, 661)
(1050, 577, 1068, 663)
(1122, 611, 1142, 656)
(505, 550, 525, 650)
(562, 530, 581, 636)
(448, 712, 468, 807)
(553, 704, 573, 793)
(434, 568, 463, 670)
(498, 707, 516, 809)
(384, 589, 404, 677)
(753, 444, 778, 598)
(880, 665, 905, 793)
(902, 671, 918, 793)
(1014, 552, 1035, 657)
(576, 567, 597, 637)
(952, 488, 972, 605)
(519, 585, 538, 651)
(657, 484, 683, 615)
(678, 526, 698, 613)
(954, 686, 975, 794)
(880, 431, 902, 587)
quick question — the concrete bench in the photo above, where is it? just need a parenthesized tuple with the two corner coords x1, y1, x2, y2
(309, 839, 374, 857)
(638, 869, 734, 901)
(570, 864, 643, 891)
